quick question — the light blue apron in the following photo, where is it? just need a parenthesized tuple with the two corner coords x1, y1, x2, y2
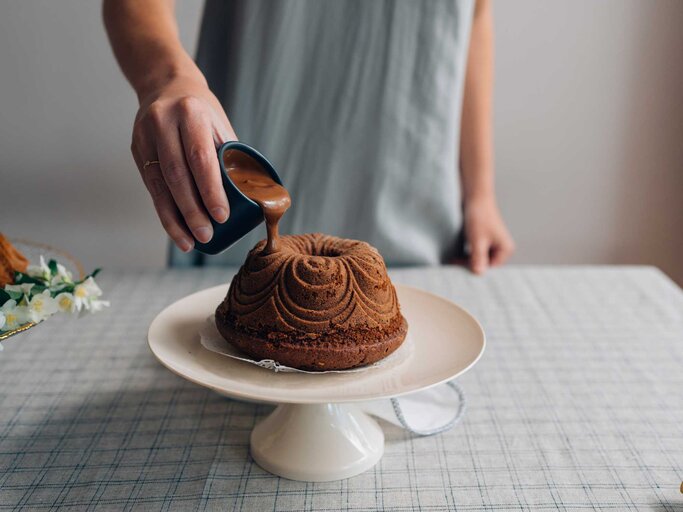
(171, 0, 474, 267)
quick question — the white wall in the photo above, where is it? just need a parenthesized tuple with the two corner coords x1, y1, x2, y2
(1, 1, 682, 283)
(0, 1, 203, 269)
(493, 1, 683, 283)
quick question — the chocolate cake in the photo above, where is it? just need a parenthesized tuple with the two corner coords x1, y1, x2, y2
(215, 233, 408, 371)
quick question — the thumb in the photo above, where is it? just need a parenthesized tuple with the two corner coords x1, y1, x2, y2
(470, 238, 490, 275)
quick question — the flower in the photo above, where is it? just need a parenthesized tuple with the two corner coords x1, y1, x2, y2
(27, 291, 58, 323)
(0, 254, 108, 339)
(26, 255, 51, 279)
(73, 277, 103, 312)
(50, 263, 74, 287)
(1, 300, 28, 330)
(86, 299, 110, 313)
(55, 292, 76, 313)
(5, 283, 35, 297)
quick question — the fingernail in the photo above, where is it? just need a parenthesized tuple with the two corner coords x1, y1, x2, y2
(194, 226, 213, 243)
(211, 207, 228, 223)
(178, 238, 193, 253)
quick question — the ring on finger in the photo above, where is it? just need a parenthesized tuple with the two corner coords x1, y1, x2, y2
(143, 160, 161, 170)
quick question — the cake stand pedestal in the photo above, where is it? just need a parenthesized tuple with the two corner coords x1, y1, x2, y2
(148, 284, 485, 482)
(251, 403, 383, 481)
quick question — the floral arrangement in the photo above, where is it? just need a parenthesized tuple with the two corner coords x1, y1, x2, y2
(0, 256, 108, 335)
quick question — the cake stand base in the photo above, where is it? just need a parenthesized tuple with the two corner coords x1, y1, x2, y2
(250, 403, 384, 481)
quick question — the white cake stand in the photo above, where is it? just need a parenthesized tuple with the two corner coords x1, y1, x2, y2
(148, 284, 485, 481)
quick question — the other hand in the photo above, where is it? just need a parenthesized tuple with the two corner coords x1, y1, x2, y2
(464, 196, 515, 275)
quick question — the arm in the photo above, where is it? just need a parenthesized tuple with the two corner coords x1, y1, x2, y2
(459, 0, 514, 274)
(103, 0, 236, 252)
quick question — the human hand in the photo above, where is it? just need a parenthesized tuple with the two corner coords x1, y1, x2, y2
(131, 74, 236, 252)
(463, 195, 515, 275)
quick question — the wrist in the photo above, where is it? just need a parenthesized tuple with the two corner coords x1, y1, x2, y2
(462, 177, 499, 211)
(460, 159, 495, 205)
(463, 180, 496, 206)
(133, 52, 206, 102)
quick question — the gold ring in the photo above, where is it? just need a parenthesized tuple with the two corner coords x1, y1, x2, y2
(143, 160, 160, 170)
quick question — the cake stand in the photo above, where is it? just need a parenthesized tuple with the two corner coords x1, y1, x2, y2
(148, 284, 485, 481)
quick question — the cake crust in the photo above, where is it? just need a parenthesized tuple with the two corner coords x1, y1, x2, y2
(216, 313, 408, 371)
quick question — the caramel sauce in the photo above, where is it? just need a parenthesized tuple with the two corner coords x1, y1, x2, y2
(226, 159, 291, 254)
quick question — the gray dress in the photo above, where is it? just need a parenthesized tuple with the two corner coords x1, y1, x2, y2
(171, 0, 474, 267)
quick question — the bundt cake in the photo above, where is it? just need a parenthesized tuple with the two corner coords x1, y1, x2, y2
(0, 234, 28, 287)
(215, 233, 408, 371)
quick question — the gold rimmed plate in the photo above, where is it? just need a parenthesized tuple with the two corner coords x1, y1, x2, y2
(0, 239, 84, 341)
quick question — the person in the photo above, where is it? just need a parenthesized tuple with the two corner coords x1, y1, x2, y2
(104, 0, 514, 273)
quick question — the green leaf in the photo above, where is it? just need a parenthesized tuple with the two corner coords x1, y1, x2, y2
(48, 259, 59, 276)
(55, 283, 75, 294)
(75, 268, 102, 285)
(14, 272, 46, 286)
(0, 289, 11, 306)
(31, 284, 46, 295)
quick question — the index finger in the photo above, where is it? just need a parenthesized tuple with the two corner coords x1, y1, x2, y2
(469, 239, 490, 275)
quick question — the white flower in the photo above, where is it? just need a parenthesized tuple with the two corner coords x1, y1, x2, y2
(73, 277, 103, 311)
(27, 291, 58, 323)
(4, 283, 35, 297)
(50, 263, 74, 287)
(55, 292, 77, 313)
(0, 311, 5, 331)
(26, 255, 51, 279)
(85, 299, 110, 313)
(1, 300, 29, 330)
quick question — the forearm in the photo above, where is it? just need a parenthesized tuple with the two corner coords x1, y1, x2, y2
(102, 0, 204, 100)
(459, 0, 495, 202)
(104, 0, 236, 251)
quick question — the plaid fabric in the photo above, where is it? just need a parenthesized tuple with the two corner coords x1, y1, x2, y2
(0, 266, 681, 511)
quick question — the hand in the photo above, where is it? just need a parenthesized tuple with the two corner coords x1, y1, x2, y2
(131, 74, 236, 252)
(463, 195, 515, 275)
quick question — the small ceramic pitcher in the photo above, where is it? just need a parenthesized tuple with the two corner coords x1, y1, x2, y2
(193, 141, 284, 255)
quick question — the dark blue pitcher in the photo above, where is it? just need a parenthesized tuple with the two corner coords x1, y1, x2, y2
(193, 141, 284, 255)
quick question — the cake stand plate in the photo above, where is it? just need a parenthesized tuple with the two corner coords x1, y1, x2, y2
(148, 284, 485, 481)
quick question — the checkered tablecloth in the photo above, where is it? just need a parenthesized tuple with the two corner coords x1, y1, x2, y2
(1, 266, 682, 511)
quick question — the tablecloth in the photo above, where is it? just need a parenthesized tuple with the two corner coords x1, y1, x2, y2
(0, 266, 681, 511)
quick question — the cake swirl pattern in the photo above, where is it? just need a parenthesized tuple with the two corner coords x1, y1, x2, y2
(223, 233, 401, 335)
